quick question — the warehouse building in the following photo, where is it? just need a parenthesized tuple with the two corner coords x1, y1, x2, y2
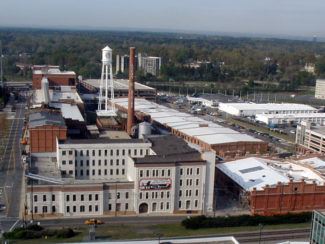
(113, 98, 268, 158)
(79, 79, 156, 100)
(32, 68, 76, 89)
(315, 79, 325, 100)
(216, 156, 325, 215)
(256, 113, 325, 127)
(25, 135, 215, 218)
(218, 103, 317, 117)
(296, 121, 325, 154)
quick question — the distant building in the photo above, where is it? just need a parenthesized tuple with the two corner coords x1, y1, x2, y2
(32, 66, 76, 89)
(139, 55, 162, 76)
(310, 210, 325, 244)
(304, 63, 315, 74)
(315, 79, 325, 99)
(256, 113, 325, 127)
(296, 121, 325, 154)
(216, 156, 325, 215)
(218, 103, 317, 117)
(115, 55, 131, 74)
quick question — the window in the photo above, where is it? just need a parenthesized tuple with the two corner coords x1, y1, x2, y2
(34, 206, 38, 213)
(167, 192, 170, 198)
(105, 169, 107, 175)
(98, 160, 101, 166)
(116, 159, 119, 166)
(117, 192, 120, 199)
(73, 195, 76, 201)
(80, 151, 83, 156)
(52, 206, 56, 213)
(187, 168, 189, 175)
(80, 160, 83, 167)
(122, 159, 125, 165)
(152, 192, 155, 199)
(180, 179, 182, 186)
(110, 169, 113, 175)
(98, 169, 101, 175)
(146, 192, 149, 199)
(134, 149, 137, 156)
(161, 192, 164, 198)
(179, 190, 182, 197)
(105, 150, 107, 156)
(166, 202, 170, 210)
(69, 170, 73, 175)
(92, 169, 95, 176)
(43, 195, 46, 202)
(86, 170, 89, 176)
(196, 168, 200, 175)
(104, 159, 107, 166)
(86, 150, 89, 156)
(108, 204, 112, 211)
(116, 169, 119, 175)
(92, 150, 95, 156)
(168, 169, 171, 176)
(179, 201, 182, 208)
(69, 160, 73, 165)
(140, 149, 143, 155)
(162, 170, 165, 177)
(34, 195, 38, 202)
(195, 200, 198, 207)
(125, 203, 128, 210)
(62, 160, 66, 165)
(196, 179, 199, 186)
(99, 150, 101, 156)
(190, 168, 193, 175)
(73, 206, 76, 212)
(95, 194, 99, 201)
(152, 202, 157, 211)
(128, 149, 131, 155)
(186, 200, 190, 209)
(89, 194, 92, 201)
(153, 170, 155, 177)
(146, 170, 149, 177)
(140, 192, 142, 199)
(52, 194, 55, 201)
(92, 160, 95, 166)
(81, 195, 84, 201)
(108, 193, 112, 199)
(62, 151, 66, 156)
(122, 149, 125, 156)
(66, 195, 70, 202)
(80, 205, 85, 212)
(125, 192, 129, 199)
(110, 160, 113, 166)
(95, 205, 98, 212)
(195, 189, 199, 196)
(140, 170, 143, 177)
(80, 170, 83, 176)
(110, 150, 113, 156)
(180, 169, 183, 175)
(89, 205, 92, 212)
(42, 206, 48, 213)
(122, 169, 125, 175)
(86, 160, 89, 166)
(160, 202, 163, 210)
(66, 206, 70, 213)
(116, 150, 119, 156)
(69, 150, 73, 155)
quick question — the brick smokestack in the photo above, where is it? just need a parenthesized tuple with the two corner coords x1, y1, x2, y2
(127, 47, 136, 135)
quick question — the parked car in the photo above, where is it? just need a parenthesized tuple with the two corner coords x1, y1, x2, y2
(84, 219, 104, 225)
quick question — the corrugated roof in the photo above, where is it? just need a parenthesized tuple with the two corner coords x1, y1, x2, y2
(29, 111, 66, 128)
(113, 98, 262, 145)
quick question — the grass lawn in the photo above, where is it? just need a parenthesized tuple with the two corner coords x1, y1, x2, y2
(2, 222, 311, 243)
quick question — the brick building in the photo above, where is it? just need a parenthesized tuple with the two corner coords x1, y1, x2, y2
(216, 156, 325, 215)
(32, 68, 76, 89)
(29, 111, 67, 153)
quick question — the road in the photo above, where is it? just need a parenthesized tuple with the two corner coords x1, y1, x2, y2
(0, 102, 26, 232)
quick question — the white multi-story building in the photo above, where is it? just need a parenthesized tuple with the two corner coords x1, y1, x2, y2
(256, 113, 325, 127)
(139, 56, 161, 76)
(218, 103, 317, 117)
(315, 79, 325, 99)
(26, 135, 214, 218)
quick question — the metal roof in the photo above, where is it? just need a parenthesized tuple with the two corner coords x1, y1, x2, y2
(29, 111, 66, 128)
(83, 79, 155, 91)
(113, 98, 262, 145)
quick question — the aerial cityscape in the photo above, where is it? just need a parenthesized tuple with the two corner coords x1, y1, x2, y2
(0, 1, 325, 244)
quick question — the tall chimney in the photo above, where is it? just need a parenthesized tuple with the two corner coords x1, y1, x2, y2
(127, 47, 136, 135)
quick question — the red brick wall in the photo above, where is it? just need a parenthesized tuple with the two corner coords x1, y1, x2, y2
(29, 125, 67, 153)
(249, 181, 325, 215)
(32, 74, 76, 89)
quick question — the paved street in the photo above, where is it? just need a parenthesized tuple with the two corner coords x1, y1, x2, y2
(0, 102, 26, 232)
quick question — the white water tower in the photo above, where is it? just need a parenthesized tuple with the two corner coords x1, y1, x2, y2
(97, 45, 116, 117)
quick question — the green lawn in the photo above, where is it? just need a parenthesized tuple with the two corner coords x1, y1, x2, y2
(5, 222, 311, 243)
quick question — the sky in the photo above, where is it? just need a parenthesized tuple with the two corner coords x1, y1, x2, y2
(1, 0, 325, 39)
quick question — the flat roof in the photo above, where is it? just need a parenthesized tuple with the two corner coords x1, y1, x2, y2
(113, 98, 262, 145)
(51, 103, 84, 122)
(33, 68, 76, 75)
(83, 79, 155, 91)
(219, 103, 317, 111)
(29, 111, 66, 128)
(33, 87, 83, 105)
(312, 126, 325, 135)
(216, 157, 325, 191)
(60, 138, 146, 145)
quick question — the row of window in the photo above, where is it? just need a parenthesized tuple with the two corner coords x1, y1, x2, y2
(179, 189, 199, 197)
(139, 191, 170, 200)
(108, 203, 128, 211)
(34, 194, 55, 202)
(180, 167, 200, 176)
(152, 202, 170, 211)
(74, 159, 126, 167)
(66, 205, 99, 213)
(62, 148, 148, 157)
(180, 179, 199, 187)
(179, 200, 199, 209)
(75, 168, 125, 177)
(140, 169, 171, 178)
(33, 205, 55, 213)
(66, 194, 99, 202)
(108, 192, 129, 199)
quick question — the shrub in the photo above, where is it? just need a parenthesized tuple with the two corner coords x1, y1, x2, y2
(182, 212, 312, 229)
(56, 228, 75, 238)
